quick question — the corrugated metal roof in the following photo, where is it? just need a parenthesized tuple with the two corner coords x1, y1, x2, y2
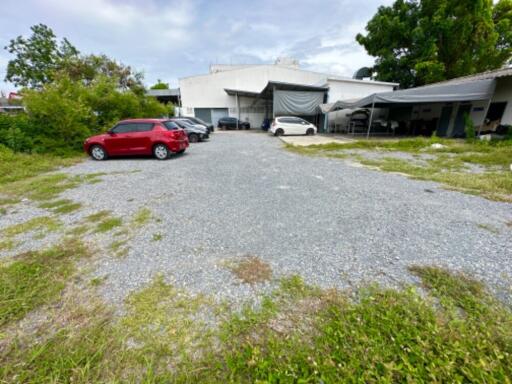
(438, 66, 512, 84)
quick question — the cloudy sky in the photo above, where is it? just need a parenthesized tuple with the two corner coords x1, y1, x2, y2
(0, 0, 393, 92)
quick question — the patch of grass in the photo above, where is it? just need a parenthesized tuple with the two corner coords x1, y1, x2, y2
(0, 239, 90, 326)
(478, 223, 500, 234)
(85, 210, 112, 223)
(286, 138, 512, 202)
(94, 217, 123, 233)
(152, 233, 163, 241)
(1, 268, 512, 382)
(109, 239, 129, 258)
(90, 276, 106, 287)
(227, 256, 273, 284)
(119, 275, 215, 370)
(66, 224, 90, 237)
(132, 207, 152, 227)
(0, 172, 105, 208)
(0, 239, 18, 252)
(359, 157, 512, 202)
(39, 199, 82, 214)
(2, 216, 61, 238)
(0, 148, 83, 186)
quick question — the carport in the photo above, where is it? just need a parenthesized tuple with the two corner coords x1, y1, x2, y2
(323, 78, 497, 138)
(225, 81, 329, 131)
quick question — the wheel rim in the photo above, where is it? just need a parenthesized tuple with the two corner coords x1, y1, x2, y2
(91, 146, 104, 160)
(155, 145, 168, 159)
(190, 134, 198, 143)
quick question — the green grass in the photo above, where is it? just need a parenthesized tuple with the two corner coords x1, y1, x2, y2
(94, 217, 123, 233)
(39, 198, 82, 214)
(0, 147, 83, 185)
(132, 207, 152, 227)
(286, 137, 512, 202)
(1, 266, 511, 382)
(0, 172, 105, 209)
(0, 239, 90, 326)
(152, 233, 163, 241)
(1, 216, 61, 238)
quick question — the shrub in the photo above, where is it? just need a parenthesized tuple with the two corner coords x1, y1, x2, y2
(8, 75, 169, 154)
(0, 114, 33, 152)
(464, 113, 476, 142)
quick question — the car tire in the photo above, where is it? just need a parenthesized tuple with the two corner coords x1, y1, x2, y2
(306, 128, 315, 135)
(90, 145, 108, 161)
(189, 133, 199, 143)
(222, 124, 227, 130)
(275, 128, 284, 136)
(153, 144, 170, 160)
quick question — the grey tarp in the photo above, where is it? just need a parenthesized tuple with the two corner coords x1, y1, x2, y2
(273, 90, 325, 115)
(324, 78, 497, 112)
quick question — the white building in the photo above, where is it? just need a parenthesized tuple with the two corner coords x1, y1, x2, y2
(178, 59, 397, 130)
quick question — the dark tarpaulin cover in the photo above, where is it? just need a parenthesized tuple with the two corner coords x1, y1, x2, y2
(324, 79, 496, 112)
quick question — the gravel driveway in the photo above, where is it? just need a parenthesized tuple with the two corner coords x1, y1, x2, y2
(3, 131, 512, 305)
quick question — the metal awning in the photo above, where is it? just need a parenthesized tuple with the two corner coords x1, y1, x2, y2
(224, 81, 329, 99)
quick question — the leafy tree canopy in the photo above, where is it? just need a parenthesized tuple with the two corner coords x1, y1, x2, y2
(62, 54, 145, 93)
(5, 24, 145, 92)
(5, 24, 79, 88)
(357, 0, 512, 88)
(150, 80, 170, 90)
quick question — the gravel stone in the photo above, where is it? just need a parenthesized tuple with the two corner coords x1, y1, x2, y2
(1, 131, 511, 306)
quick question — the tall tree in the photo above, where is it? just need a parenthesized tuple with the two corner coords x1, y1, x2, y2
(357, 0, 512, 88)
(4, 24, 79, 88)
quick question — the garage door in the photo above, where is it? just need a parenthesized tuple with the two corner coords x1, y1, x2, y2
(194, 108, 212, 123)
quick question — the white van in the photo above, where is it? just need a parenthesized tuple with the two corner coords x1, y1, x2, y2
(270, 116, 317, 136)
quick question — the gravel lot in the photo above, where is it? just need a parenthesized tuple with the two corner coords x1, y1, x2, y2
(2, 131, 512, 305)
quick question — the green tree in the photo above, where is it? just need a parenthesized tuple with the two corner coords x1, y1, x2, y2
(357, 0, 512, 88)
(4, 24, 79, 88)
(150, 79, 169, 90)
(62, 54, 145, 92)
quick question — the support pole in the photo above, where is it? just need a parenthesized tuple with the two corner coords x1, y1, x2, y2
(479, 98, 493, 137)
(236, 92, 240, 130)
(366, 97, 376, 139)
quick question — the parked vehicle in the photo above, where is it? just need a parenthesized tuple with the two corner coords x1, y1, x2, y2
(217, 117, 250, 130)
(173, 117, 211, 133)
(170, 118, 209, 143)
(84, 119, 188, 160)
(261, 118, 271, 131)
(184, 116, 214, 133)
(270, 116, 317, 136)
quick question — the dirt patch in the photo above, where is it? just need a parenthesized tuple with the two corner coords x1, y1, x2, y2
(227, 256, 272, 284)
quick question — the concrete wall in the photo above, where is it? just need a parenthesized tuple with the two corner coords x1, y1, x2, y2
(491, 77, 512, 125)
(326, 79, 395, 103)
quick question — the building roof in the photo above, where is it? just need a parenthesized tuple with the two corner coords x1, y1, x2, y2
(180, 63, 398, 87)
(437, 66, 512, 84)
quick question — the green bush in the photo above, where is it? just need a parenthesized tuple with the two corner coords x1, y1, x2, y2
(0, 114, 33, 152)
(2, 75, 168, 154)
(464, 113, 476, 142)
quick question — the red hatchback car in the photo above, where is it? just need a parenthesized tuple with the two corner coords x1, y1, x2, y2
(83, 119, 189, 160)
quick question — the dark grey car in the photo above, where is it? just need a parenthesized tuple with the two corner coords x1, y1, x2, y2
(169, 119, 209, 143)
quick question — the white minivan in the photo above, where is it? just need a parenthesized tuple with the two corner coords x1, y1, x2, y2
(270, 116, 317, 136)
